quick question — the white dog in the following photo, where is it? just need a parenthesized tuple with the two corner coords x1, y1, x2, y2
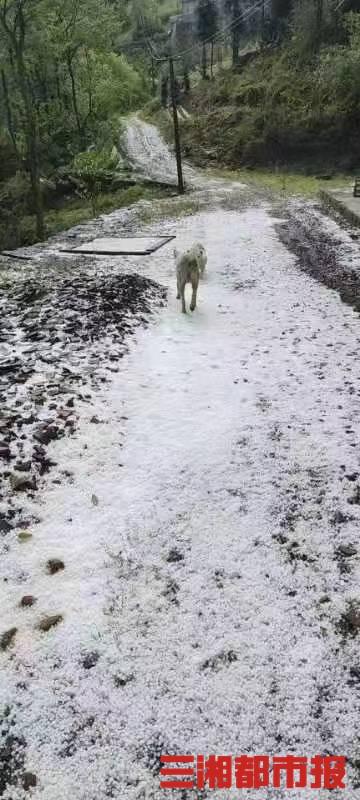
(174, 243, 207, 314)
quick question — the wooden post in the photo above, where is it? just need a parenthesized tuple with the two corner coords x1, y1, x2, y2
(151, 56, 155, 95)
(169, 56, 185, 195)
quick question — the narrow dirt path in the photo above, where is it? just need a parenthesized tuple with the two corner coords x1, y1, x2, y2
(1, 125, 360, 799)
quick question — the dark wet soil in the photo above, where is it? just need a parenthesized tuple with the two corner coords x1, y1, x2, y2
(0, 713, 26, 797)
(0, 271, 167, 537)
(277, 203, 360, 314)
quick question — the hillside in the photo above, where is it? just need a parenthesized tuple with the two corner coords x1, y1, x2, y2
(179, 13, 360, 173)
(165, 0, 360, 172)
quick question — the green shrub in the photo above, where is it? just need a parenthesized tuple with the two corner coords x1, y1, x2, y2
(181, 37, 360, 171)
(72, 149, 120, 215)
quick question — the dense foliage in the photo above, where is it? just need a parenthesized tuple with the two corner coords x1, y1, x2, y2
(0, 0, 175, 249)
(180, 2, 360, 172)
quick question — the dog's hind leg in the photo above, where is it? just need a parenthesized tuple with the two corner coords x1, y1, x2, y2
(180, 282, 187, 314)
(190, 273, 199, 312)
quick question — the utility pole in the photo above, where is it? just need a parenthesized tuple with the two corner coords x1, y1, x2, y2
(151, 56, 155, 95)
(316, 0, 323, 48)
(261, 0, 266, 43)
(169, 55, 185, 195)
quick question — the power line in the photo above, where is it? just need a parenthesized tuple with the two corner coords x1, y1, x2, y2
(136, 0, 271, 64)
(172, 0, 271, 63)
(134, 2, 165, 62)
(333, 0, 347, 11)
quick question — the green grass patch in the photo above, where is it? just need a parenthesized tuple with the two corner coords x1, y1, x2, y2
(45, 184, 173, 236)
(205, 166, 351, 197)
(137, 195, 202, 224)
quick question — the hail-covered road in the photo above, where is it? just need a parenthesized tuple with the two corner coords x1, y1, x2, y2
(0, 120, 360, 799)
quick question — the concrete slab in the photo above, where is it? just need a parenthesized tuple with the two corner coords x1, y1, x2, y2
(321, 188, 360, 228)
(63, 236, 175, 256)
(2, 248, 35, 261)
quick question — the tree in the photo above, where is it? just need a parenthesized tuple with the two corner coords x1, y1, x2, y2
(270, 0, 293, 39)
(342, 0, 360, 9)
(197, 0, 218, 80)
(0, 0, 145, 247)
(0, 0, 45, 240)
(225, 0, 244, 67)
(291, 0, 344, 57)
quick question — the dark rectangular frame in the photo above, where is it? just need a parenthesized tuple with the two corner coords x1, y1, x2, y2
(61, 235, 176, 256)
(2, 236, 176, 260)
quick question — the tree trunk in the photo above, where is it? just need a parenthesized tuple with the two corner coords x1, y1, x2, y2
(15, 51, 44, 240)
(151, 57, 156, 95)
(0, 5, 44, 240)
(67, 53, 83, 144)
(232, 28, 240, 67)
(183, 68, 190, 93)
(54, 62, 62, 101)
(202, 42, 208, 80)
(210, 42, 214, 78)
(315, 0, 323, 49)
(84, 49, 94, 122)
(1, 68, 18, 155)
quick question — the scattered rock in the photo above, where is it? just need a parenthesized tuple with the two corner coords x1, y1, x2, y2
(201, 650, 238, 672)
(18, 531, 33, 543)
(10, 473, 37, 492)
(214, 569, 224, 588)
(0, 627, 17, 651)
(82, 651, 99, 670)
(47, 559, 65, 575)
(91, 494, 99, 507)
(273, 532, 288, 545)
(0, 358, 22, 374)
(0, 515, 12, 534)
(348, 666, 360, 686)
(0, 445, 11, 460)
(339, 602, 360, 639)
(336, 544, 357, 558)
(14, 461, 31, 473)
(0, 273, 166, 574)
(114, 672, 135, 688)
(20, 596, 36, 608)
(90, 415, 102, 424)
(34, 424, 62, 445)
(346, 472, 359, 483)
(21, 772, 37, 790)
(58, 409, 74, 422)
(166, 549, 184, 563)
(348, 486, 360, 505)
(0, 732, 26, 796)
(32, 446, 57, 475)
(37, 614, 63, 633)
(162, 579, 179, 606)
(331, 510, 353, 526)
